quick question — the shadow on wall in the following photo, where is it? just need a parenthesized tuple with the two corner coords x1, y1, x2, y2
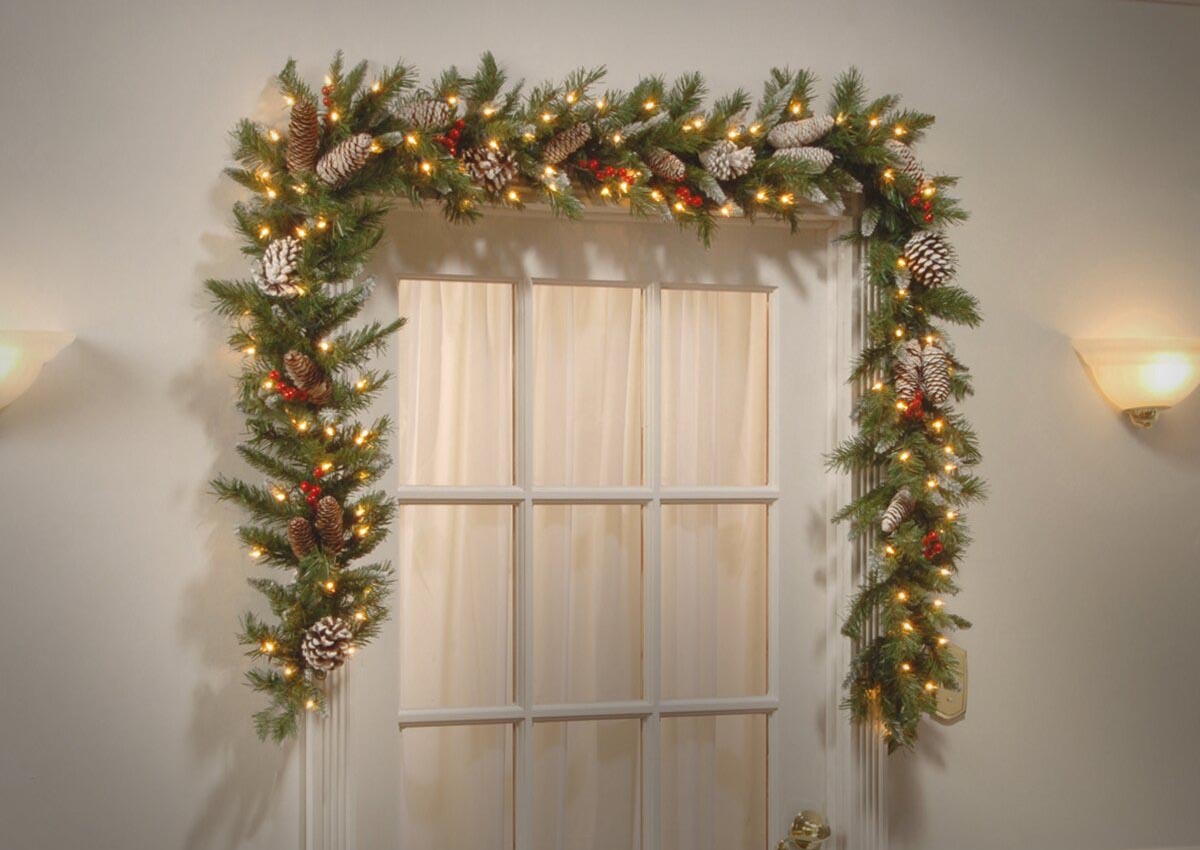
(173, 163, 296, 850)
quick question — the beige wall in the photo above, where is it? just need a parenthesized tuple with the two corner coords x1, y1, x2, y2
(1, 1, 1197, 849)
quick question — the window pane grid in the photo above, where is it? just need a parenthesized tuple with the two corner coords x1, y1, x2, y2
(397, 277, 777, 850)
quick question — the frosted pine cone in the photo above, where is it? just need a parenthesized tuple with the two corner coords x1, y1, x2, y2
(396, 97, 454, 129)
(766, 115, 835, 148)
(883, 139, 924, 184)
(920, 342, 952, 405)
(315, 495, 345, 554)
(543, 123, 592, 166)
(772, 146, 834, 173)
(903, 231, 956, 287)
(462, 145, 519, 195)
(861, 206, 880, 237)
(645, 147, 686, 182)
(301, 616, 354, 673)
(699, 140, 756, 181)
(894, 339, 924, 402)
(254, 237, 303, 298)
(881, 488, 915, 534)
(286, 100, 320, 174)
(283, 350, 322, 389)
(316, 133, 373, 187)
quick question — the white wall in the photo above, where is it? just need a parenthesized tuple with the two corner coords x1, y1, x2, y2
(1, 1, 1197, 849)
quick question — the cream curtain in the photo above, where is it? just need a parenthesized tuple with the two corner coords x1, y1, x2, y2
(396, 280, 768, 850)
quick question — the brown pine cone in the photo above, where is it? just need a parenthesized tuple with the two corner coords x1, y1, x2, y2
(286, 100, 320, 174)
(314, 495, 345, 554)
(288, 517, 317, 558)
(645, 147, 686, 182)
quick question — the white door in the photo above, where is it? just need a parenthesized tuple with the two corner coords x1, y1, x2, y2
(329, 207, 862, 850)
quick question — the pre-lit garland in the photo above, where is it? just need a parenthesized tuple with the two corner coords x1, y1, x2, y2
(209, 52, 982, 748)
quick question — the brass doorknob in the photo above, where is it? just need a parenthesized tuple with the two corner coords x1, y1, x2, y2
(775, 810, 831, 850)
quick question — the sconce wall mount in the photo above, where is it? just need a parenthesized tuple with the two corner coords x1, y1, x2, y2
(1073, 337, 1200, 428)
(0, 330, 74, 411)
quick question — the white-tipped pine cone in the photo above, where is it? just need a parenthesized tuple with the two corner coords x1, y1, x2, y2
(861, 206, 880, 237)
(646, 147, 686, 182)
(462, 145, 519, 195)
(699, 140, 756, 181)
(301, 616, 354, 673)
(881, 487, 915, 534)
(316, 133, 373, 187)
(920, 342, 952, 405)
(397, 97, 454, 129)
(894, 339, 924, 402)
(883, 139, 924, 184)
(772, 146, 834, 173)
(903, 230, 956, 287)
(766, 115, 835, 148)
(894, 338, 953, 404)
(543, 123, 592, 166)
(254, 237, 303, 298)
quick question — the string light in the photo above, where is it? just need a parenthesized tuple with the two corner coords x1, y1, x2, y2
(611, 132, 623, 145)
(272, 488, 287, 502)
(749, 123, 762, 135)
(295, 226, 308, 239)
(896, 257, 908, 270)
(370, 80, 382, 93)
(872, 381, 884, 391)
(446, 94, 458, 106)
(318, 339, 330, 352)
(901, 621, 915, 632)
(306, 699, 317, 711)
(727, 127, 741, 140)
(900, 662, 912, 672)
(868, 115, 881, 128)
(893, 125, 907, 137)
(926, 477, 939, 489)
(595, 97, 606, 111)
(261, 641, 275, 654)
(896, 590, 908, 601)
(540, 111, 554, 124)
(328, 111, 340, 123)
(258, 225, 271, 239)
(420, 161, 433, 174)
(249, 547, 264, 559)
(354, 610, 367, 621)
(355, 378, 368, 391)
(284, 95, 296, 107)
(931, 419, 945, 433)
(600, 186, 612, 198)
(316, 217, 328, 230)
(283, 666, 295, 678)
(779, 193, 795, 205)
(939, 567, 953, 577)
(266, 188, 278, 200)
(355, 505, 367, 518)
(356, 525, 370, 537)
(921, 183, 938, 199)
(651, 190, 664, 202)
(643, 99, 656, 111)
(835, 111, 847, 125)
(937, 636, 950, 646)
(268, 129, 281, 142)
(945, 510, 958, 521)
(932, 599, 945, 608)
(673, 201, 686, 213)
(369, 140, 383, 154)
(324, 580, 336, 592)
(898, 450, 911, 462)
(324, 425, 336, 437)
(755, 189, 768, 202)
(244, 345, 257, 356)
(895, 400, 908, 411)
(924, 681, 938, 692)
(565, 90, 578, 104)
(884, 545, 897, 556)
(789, 101, 803, 115)
(882, 168, 895, 183)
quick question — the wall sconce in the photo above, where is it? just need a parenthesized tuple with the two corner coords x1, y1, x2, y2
(0, 331, 74, 411)
(1073, 338, 1200, 428)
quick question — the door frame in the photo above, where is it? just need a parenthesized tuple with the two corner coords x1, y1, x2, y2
(299, 204, 886, 850)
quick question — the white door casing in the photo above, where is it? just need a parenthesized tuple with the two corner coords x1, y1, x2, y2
(301, 205, 886, 850)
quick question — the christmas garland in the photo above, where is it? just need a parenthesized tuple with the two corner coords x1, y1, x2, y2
(209, 52, 982, 748)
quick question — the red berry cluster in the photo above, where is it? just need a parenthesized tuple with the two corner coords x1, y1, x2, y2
(579, 158, 639, 186)
(299, 465, 328, 507)
(922, 530, 944, 560)
(673, 185, 703, 209)
(268, 369, 310, 403)
(321, 85, 334, 109)
(909, 191, 935, 224)
(902, 390, 926, 421)
(434, 119, 467, 157)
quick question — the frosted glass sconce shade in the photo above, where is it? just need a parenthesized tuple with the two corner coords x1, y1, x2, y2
(1073, 338, 1200, 428)
(0, 331, 74, 411)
